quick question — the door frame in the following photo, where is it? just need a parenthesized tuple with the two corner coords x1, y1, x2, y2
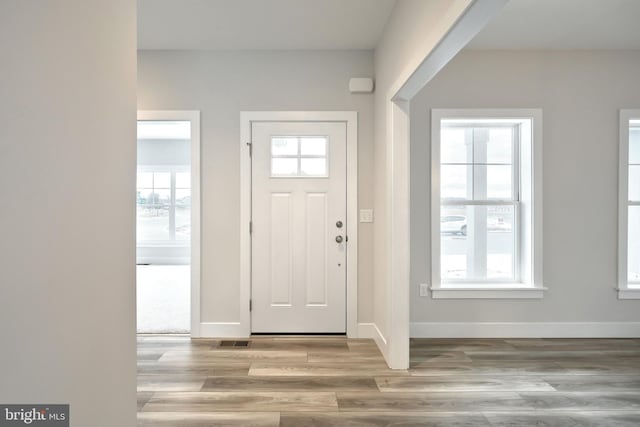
(240, 111, 358, 337)
(137, 110, 202, 336)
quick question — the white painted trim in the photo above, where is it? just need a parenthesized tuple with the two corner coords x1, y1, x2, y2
(357, 323, 389, 360)
(618, 109, 640, 299)
(431, 287, 546, 299)
(430, 109, 543, 298)
(392, 0, 509, 102)
(240, 111, 358, 338)
(411, 322, 640, 338)
(137, 110, 202, 337)
(618, 288, 640, 300)
(385, 101, 411, 369)
(382, 0, 508, 370)
(199, 322, 245, 338)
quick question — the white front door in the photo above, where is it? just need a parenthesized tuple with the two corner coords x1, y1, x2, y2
(251, 121, 347, 333)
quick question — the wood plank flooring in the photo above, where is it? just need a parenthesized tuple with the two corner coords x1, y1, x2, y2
(138, 336, 640, 426)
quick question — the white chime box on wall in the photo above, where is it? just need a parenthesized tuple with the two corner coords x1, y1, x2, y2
(349, 77, 374, 93)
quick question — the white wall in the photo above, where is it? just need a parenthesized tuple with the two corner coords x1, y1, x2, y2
(411, 50, 640, 330)
(0, 1, 137, 425)
(137, 50, 375, 325)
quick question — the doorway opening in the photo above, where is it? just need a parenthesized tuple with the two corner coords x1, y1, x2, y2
(136, 111, 201, 334)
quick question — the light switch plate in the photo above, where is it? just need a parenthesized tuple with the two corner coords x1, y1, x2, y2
(419, 283, 429, 297)
(359, 209, 374, 223)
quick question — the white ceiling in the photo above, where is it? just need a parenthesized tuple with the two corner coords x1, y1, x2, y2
(137, 0, 397, 50)
(467, 0, 640, 50)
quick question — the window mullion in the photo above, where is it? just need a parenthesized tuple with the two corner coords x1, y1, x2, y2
(473, 128, 489, 279)
(170, 171, 176, 241)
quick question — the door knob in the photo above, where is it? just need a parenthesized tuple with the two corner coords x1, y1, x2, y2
(335, 235, 344, 243)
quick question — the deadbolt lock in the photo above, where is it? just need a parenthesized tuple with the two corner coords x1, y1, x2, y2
(336, 220, 343, 228)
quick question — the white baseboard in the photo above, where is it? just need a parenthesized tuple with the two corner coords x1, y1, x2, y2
(410, 322, 640, 338)
(357, 322, 389, 358)
(195, 322, 248, 338)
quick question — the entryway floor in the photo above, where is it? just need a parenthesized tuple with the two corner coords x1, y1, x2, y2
(137, 336, 640, 426)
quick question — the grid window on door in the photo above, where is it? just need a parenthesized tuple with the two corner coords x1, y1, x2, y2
(628, 121, 640, 286)
(440, 124, 518, 282)
(271, 136, 328, 177)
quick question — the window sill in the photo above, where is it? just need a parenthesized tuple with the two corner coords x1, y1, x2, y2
(431, 285, 546, 299)
(618, 288, 640, 300)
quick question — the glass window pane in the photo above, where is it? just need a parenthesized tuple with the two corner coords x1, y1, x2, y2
(629, 206, 640, 282)
(271, 137, 298, 156)
(630, 128, 640, 164)
(441, 165, 471, 199)
(137, 172, 153, 188)
(153, 172, 171, 188)
(137, 205, 170, 241)
(487, 205, 515, 279)
(137, 189, 154, 205)
(487, 165, 513, 199)
(629, 165, 640, 201)
(487, 128, 513, 164)
(175, 205, 191, 241)
(300, 158, 327, 176)
(176, 172, 190, 189)
(300, 137, 327, 156)
(440, 205, 515, 281)
(154, 189, 171, 205)
(441, 205, 469, 280)
(176, 189, 191, 205)
(441, 128, 471, 164)
(271, 158, 298, 176)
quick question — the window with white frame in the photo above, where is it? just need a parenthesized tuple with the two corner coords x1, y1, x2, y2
(431, 109, 543, 299)
(136, 168, 191, 244)
(618, 110, 640, 299)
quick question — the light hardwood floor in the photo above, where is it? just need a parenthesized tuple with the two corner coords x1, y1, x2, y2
(138, 336, 640, 426)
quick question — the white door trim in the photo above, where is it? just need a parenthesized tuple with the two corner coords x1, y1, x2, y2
(137, 110, 202, 337)
(240, 111, 358, 337)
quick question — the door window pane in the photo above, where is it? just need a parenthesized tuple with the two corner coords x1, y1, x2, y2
(272, 137, 298, 156)
(300, 158, 327, 176)
(300, 137, 327, 156)
(271, 158, 299, 176)
(270, 136, 329, 178)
